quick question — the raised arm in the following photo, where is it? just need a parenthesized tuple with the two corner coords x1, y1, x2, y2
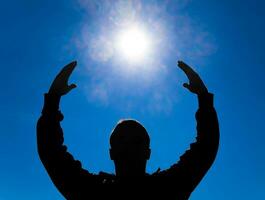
(37, 61, 95, 199)
(159, 61, 219, 197)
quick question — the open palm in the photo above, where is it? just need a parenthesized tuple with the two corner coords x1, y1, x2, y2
(178, 61, 208, 95)
(48, 61, 77, 96)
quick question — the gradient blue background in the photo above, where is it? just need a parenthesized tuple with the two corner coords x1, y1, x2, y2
(0, 0, 264, 199)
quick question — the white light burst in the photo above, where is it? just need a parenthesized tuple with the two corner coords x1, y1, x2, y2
(116, 24, 152, 63)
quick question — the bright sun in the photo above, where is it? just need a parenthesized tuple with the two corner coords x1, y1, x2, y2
(116, 25, 151, 63)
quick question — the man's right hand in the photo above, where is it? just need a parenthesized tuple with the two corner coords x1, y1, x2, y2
(48, 61, 77, 96)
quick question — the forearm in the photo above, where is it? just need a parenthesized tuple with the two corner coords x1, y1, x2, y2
(42, 93, 61, 115)
(37, 93, 88, 197)
(37, 93, 65, 165)
(162, 93, 219, 190)
(184, 92, 219, 187)
(37, 93, 83, 167)
(196, 92, 219, 149)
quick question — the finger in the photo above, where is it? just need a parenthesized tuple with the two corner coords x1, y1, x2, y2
(69, 83, 77, 90)
(59, 61, 77, 80)
(177, 61, 196, 78)
(183, 83, 191, 90)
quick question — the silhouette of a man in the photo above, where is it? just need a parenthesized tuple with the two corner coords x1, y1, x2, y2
(37, 61, 219, 200)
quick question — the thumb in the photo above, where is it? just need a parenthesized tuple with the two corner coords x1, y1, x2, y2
(69, 83, 77, 90)
(61, 84, 77, 95)
(65, 84, 77, 93)
(183, 83, 192, 91)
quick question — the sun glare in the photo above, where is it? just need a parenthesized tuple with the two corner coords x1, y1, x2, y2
(116, 25, 151, 63)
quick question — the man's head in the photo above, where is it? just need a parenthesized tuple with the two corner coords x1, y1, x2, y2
(109, 119, 151, 176)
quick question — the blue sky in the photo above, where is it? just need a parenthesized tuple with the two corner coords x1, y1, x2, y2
(0, 0, 265, 199)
